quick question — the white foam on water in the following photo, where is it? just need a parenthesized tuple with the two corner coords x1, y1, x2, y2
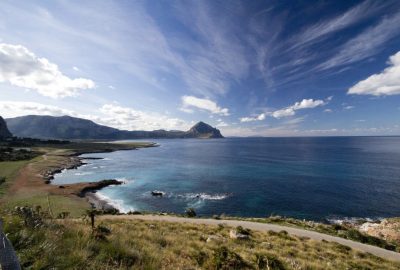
(95, 191, 135, 213)
(179, 193, 230, 200)
(74, 172, 93, 176)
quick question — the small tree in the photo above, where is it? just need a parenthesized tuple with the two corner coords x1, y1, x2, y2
(185, 208, 196, 217)
(85, 209, 100, 230)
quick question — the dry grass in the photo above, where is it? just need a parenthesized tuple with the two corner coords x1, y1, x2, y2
(3, 210, 400, 270)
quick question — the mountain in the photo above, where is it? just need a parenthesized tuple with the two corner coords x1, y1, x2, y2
(186, 121, 223, 139)
(5, 115, 224, 140)
(0, 116, 12, 139)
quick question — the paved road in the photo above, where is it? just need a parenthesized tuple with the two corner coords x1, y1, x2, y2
(101, 215, 400, 262)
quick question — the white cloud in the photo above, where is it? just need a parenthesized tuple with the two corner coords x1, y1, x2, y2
(240, 113, 266, 122)
(324, 109, 333, 113)
(344, 105, 355, 110)
(0, 101, 192, 132)
(318, 12, 400, 70)
(181, 96, 229, 116)
(216, 121, 229, 127)
(72, 66, 79, 71)
(0, 101, 74, 117)
(240, 98, 328, 122)
(99, 104, 191, 131)
(348, 51, 400, 96)
(0, 43, 95, 98)
(272, 98, 326, 119)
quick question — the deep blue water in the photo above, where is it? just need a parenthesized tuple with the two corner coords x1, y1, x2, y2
(53, 137, 400, 221)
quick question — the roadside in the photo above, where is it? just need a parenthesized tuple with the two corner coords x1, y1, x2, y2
(101, 214, 400, 262)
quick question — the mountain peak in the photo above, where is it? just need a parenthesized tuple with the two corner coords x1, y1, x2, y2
(188, 121, 223, 138)
(0, 116, 12, 139)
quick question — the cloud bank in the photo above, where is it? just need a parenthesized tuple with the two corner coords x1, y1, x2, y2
(348, 51, 400, 96)
(0, 43, 95, 98)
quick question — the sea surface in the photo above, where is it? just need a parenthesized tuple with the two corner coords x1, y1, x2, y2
(53, 137, 400, 221)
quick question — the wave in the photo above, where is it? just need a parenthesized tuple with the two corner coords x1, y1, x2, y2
(95, 191, 135, 214)
(146, 191, 230, 201)
(178, 193, 229, 200)
(74, 172, 93, 176)
(326, 216, 382, 225)
(116, 177, 134, 184)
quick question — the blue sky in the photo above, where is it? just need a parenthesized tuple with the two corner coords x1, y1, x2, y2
(0, 0, 399, 136)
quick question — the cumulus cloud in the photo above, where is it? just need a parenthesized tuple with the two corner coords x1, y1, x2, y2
(348, 51, 400, 96)
(240, 97, 328, 122)
(0, 101, 192, 131)
(240, 113, 266, 122)
(99, 104, 191, 131)
(272, 98, 326, 118)
(0, 43, 95, 98)
(0, 101, 75, 117)
(181, 96, 229, 116)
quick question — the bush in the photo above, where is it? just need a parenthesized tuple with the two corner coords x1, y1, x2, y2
(346, 229, 396, 251)
(185, 208, 197, 217)
(213, 246, 246, 269)
(254, 253, 286, 270)
(236, 226, 251, 236)
(0, 176, 6, 185)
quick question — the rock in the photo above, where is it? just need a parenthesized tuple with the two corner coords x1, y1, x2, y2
(229, 229, 250, 240)
(358, 218, 400, 243)
(151, 191, 164, 197)
(206, 235, 224, 243)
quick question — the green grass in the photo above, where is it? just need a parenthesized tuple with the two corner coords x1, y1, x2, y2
(0, 159, 31, 197)
(3, 209, 400, 270)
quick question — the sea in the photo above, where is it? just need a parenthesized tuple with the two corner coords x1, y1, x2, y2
(52, 137, 400, 221)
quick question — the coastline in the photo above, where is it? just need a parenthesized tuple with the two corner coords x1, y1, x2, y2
(2, 141, 157, 215)
(46, 142, 157, 212)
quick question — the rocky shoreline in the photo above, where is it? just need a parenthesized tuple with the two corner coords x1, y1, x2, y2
(37, 142, 157, 211)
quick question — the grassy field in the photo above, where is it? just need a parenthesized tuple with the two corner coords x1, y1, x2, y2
(3, 209, 400, 270)
(0, 159, 32, 196)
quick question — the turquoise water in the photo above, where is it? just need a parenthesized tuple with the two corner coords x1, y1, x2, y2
(53, 137, 400, 220)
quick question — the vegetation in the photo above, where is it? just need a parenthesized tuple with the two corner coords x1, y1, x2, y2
(2, 208, 400, 269)
(0, 147, 41, 161)
(223, 215, 400, 252)
(185, 207, 197, 217)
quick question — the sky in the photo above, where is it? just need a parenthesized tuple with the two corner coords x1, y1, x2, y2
(0, 0, 400, 137)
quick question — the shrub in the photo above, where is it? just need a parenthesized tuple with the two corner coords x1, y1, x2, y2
(254, 253, 286, 270)
(185, 208, 197, 217)
(0, 176, 6, 185)
(236, 226, 251, 236)
(213, 246, 246, 269)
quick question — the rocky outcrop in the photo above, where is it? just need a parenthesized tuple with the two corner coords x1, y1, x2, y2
(185, 121, 223, 138)
(0, 116, 12, 139)
(359, 218, 400, 244)
(79, 179, 123, 197)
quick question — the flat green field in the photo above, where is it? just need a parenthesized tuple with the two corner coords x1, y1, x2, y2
(0, 159, 31, 196)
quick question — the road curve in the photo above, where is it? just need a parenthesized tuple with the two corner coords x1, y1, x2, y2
(101, 215, 400, 262)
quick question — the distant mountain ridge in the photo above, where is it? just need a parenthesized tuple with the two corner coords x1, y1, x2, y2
(5, 115, 223, 140)
(0, 116, 12, 139)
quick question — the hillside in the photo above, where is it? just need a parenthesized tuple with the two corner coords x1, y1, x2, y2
(6, 115, 223, 140)
(0, 116, 12, 139)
